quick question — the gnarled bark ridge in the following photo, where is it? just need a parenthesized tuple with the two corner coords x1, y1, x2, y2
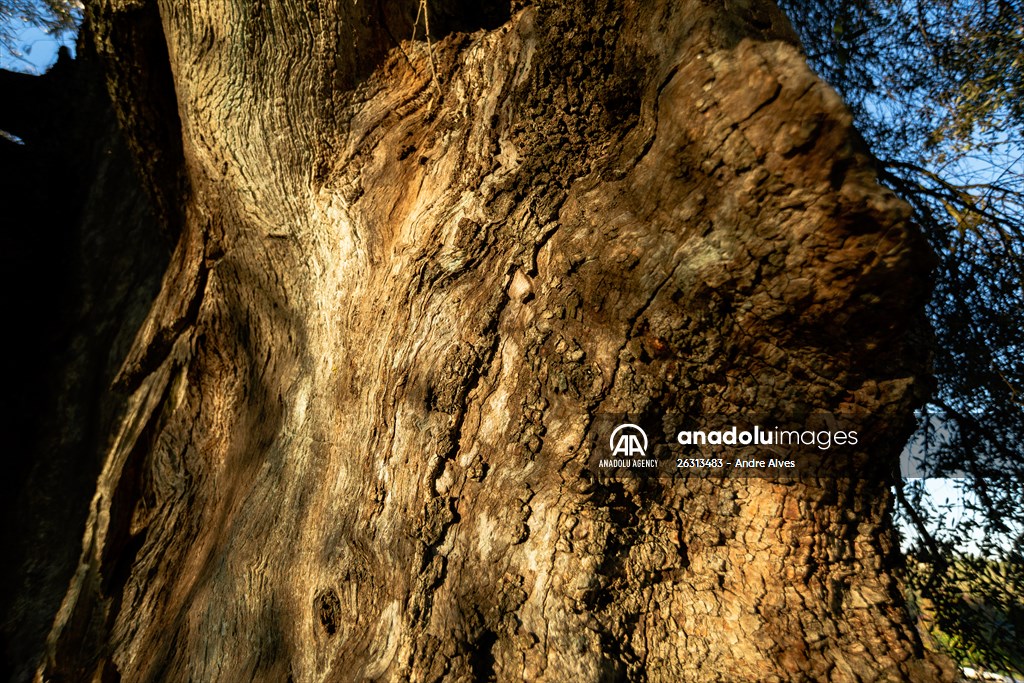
(41, 1, 955, 681)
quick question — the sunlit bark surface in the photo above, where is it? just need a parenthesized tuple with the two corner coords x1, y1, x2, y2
(38, 1, 955, 680)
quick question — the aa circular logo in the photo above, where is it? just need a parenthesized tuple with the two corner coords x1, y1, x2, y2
(609, 423, 648, 458)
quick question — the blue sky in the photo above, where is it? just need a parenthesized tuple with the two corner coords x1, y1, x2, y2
(1, 23, 74, 73)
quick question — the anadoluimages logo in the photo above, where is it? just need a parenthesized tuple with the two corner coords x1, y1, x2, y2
(589, 414, 868, 481)
(609, 423, 648, 458)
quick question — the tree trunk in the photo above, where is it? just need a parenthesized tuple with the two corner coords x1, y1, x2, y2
(35, 0, 956, 680)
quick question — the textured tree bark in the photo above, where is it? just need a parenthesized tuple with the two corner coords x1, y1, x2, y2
(38, 0, 957, 681)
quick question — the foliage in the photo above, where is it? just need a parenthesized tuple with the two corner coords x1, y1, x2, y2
(905, 553, 1024, 677)
(0, 0, 80, 69)
(780, 0, 1024, 673)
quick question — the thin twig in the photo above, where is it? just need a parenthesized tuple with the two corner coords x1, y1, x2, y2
(420, 0, 438, 87)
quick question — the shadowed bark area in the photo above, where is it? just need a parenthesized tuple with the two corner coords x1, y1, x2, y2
(36, 0, 956, 681)
(0, 45, 168, 683)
